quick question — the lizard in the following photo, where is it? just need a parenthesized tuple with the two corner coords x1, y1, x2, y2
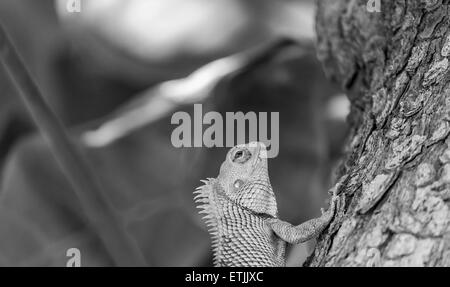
(194, 141, 340, 267)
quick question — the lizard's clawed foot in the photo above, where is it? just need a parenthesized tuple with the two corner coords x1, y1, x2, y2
(331, 189, 340, 212)
(320, 187, 340, 215)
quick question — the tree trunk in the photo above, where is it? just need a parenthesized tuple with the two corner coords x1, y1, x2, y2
(308, 0, 450, 267)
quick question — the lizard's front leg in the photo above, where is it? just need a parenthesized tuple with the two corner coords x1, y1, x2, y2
(269, 189, 339, 244)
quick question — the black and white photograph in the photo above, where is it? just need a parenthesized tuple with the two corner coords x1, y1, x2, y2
(0, 0, 449, 272)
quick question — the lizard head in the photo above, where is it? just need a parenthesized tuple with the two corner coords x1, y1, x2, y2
(194, 142, 278, 224)
(217, 141, 278, 217)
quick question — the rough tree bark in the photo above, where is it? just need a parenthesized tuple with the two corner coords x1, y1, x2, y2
(308, 0, 450, 266)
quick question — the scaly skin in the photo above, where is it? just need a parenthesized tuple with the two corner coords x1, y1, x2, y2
(194, 142, 339, 267)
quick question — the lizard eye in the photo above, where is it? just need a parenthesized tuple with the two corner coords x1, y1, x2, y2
(234, 179, 244, 189)
(232, 148, 251, 163)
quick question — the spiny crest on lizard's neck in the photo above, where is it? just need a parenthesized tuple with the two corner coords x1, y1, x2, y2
(194, 143, 278, 258)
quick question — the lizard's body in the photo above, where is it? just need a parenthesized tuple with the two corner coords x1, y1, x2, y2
(194, 142, 339, 267)
(203, 180, 285, 266)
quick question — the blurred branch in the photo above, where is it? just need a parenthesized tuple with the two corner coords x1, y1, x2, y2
(0, 23, 147, 266)
(83, 38, 309, 147)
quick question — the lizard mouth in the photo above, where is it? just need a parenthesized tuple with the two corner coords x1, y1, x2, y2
(251, 142, 268, 172)
(252, 144, 261, 167)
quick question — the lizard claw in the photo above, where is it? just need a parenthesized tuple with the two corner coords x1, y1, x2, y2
(320, 187, 340, 215)
(328, 177, 343, 210)
(331, 193, 339, 209)
(326, 187, 340, 214)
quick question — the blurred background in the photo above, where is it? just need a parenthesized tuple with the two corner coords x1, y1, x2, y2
(0, 0, 348, 266)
